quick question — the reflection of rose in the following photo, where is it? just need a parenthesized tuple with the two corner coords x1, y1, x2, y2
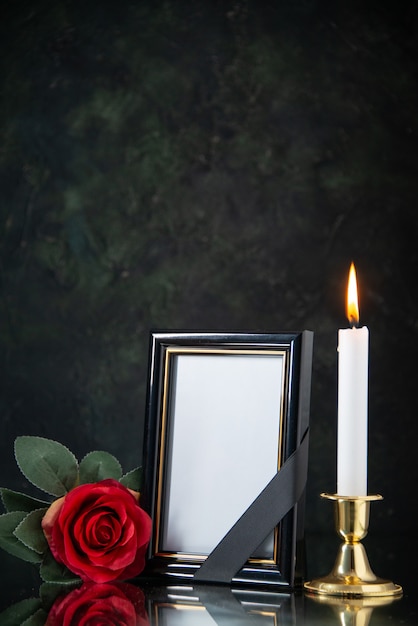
(42, 479, 152, 583)
(46, 582, 149, 626)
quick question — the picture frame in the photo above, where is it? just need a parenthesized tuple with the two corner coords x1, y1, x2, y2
(141, 331, 313, 589)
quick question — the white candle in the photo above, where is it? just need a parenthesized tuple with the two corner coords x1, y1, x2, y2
(337, 263, 369, 496)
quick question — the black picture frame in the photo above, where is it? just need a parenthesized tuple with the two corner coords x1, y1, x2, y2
(141, 331, 313, 589)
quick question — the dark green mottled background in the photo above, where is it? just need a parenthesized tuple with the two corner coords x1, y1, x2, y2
(1, 0, 418, 549)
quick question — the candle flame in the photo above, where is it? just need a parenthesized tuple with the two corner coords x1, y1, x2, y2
(346, 262, 359, 326)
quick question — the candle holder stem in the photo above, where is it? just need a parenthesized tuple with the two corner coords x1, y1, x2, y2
(304, 494, 402, 597)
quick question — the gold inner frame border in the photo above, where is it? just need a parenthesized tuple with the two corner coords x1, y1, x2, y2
(153, 345, 289, 568)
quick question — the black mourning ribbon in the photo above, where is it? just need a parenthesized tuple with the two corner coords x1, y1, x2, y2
(193, 429, 309, 584)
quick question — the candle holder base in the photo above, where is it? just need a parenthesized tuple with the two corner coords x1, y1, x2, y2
(304, 494, 403, 598)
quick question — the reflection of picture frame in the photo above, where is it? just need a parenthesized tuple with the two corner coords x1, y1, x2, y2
(142, 331, 313, 589)
(146, 585, 297, 625)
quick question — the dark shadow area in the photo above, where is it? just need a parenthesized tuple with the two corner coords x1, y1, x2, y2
(1, 0, 418, 537)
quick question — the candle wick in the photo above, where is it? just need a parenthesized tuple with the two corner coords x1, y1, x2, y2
(348, 316, 359, 328)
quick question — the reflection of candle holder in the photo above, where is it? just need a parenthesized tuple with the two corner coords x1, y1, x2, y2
(304, 493, 403, 597)
(306, 593, 401, 626)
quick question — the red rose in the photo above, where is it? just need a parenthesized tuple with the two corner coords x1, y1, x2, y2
(42, 479, 152, 583)
(46, 582, 149, 626)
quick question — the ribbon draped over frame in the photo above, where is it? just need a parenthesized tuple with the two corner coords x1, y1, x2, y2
(193, 429, 309, 584)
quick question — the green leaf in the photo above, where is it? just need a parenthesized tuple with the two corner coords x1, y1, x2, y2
(1, 488, 50, 513)
(40, 550, 81, 585)
(120, 467, 143, 491)
(0, 512, 42, 563)
(79, 450, 122, 483)
(0, 598, 42, 626)
(14, 436, 79, 496)
(14, 508, 48, 554)
(22, 608, 48, 626)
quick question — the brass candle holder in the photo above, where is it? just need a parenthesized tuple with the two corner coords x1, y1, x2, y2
(304, 493, 403, 597)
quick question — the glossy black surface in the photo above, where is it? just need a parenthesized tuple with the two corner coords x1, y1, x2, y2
(1, 535, 417, 624)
